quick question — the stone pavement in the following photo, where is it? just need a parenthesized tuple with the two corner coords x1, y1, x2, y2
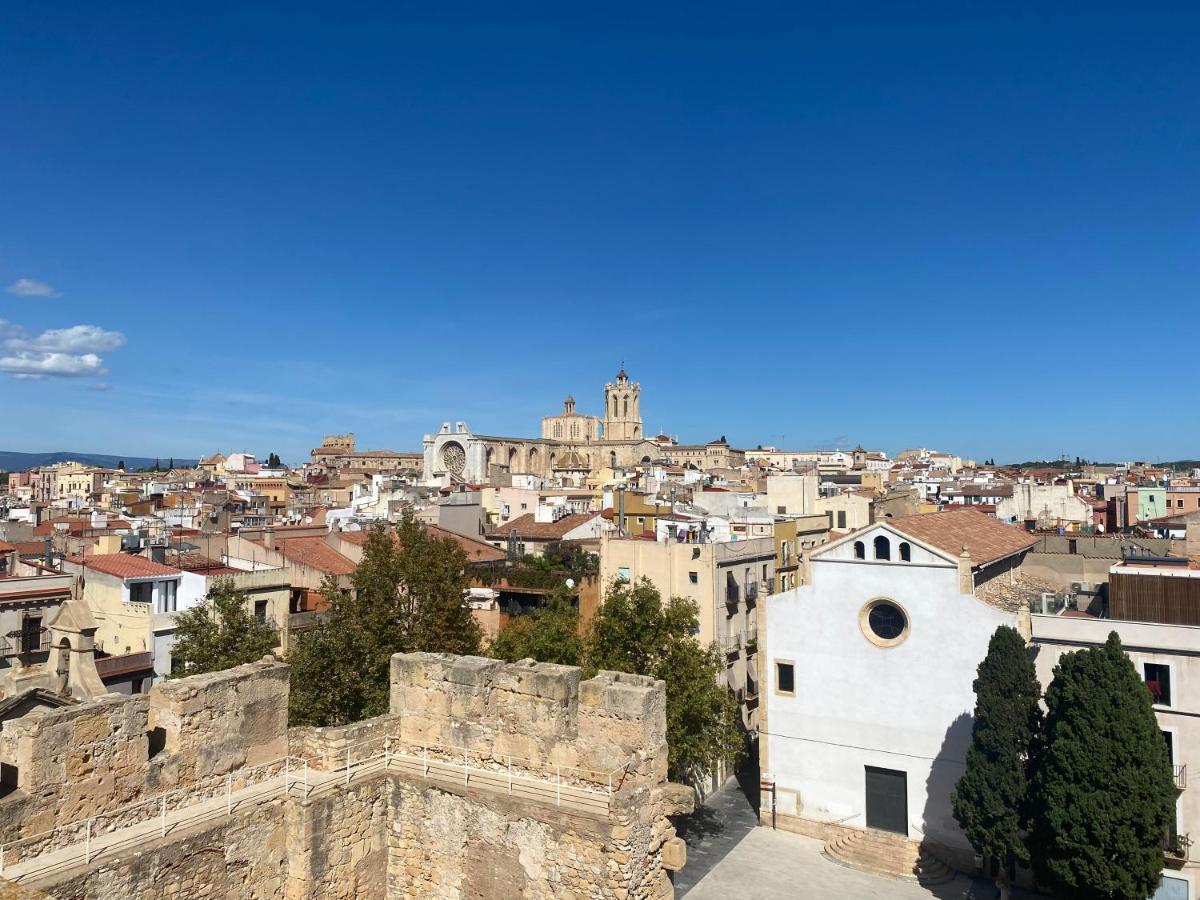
(671, 766, 1005, 900)
(670, 767, 761, 896)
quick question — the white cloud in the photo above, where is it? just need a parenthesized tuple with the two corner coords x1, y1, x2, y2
(0, 352, 106, 378)
(6, 278, 59, 298)
(11, 324, 126, 354)
(0, 317, 124, 380)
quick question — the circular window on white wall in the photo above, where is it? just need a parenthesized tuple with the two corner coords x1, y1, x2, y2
(859, 598, 910, 648)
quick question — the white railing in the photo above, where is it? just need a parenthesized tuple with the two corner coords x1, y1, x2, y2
(0, 734, 633, 878)
(0, 754, 308, 875)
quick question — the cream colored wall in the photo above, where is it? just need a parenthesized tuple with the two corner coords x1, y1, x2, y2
(83, 575, 148, 655)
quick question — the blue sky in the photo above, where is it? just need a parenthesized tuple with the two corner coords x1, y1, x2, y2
(2, 4, 1197, 464)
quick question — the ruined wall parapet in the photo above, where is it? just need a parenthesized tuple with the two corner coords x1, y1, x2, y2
(0, 657, 290, 845)
(389, 653, 667, 785)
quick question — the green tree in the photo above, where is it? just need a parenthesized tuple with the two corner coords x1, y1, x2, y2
(488, 588, 583, 666)
(170, 578, 279, 676)
(1027, 632, 1176, 900)
(952, 626, 1042, 900)
(116, 459, 125, 471)
(585, 577, 742, 783)
(266, 452, 282, 468)
(288, 519, 482, 726)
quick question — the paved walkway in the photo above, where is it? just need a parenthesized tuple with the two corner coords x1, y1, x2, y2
(683, 827, 995, 900)
(671, 765, 1007, 900)
(671, 767, 761, 895)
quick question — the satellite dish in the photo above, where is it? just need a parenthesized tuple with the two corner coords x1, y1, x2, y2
(565, 578, 576, 590)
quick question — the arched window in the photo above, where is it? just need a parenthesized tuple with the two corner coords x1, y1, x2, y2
(623, 396, 629, 417)
(899, 541, 911, 562)
(853, 540, 865, 559)
(873, 535, 891, 561)
(553, 423, 562, 438)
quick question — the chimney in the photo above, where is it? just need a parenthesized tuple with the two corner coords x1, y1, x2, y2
(958, 544, 973, 594)
(263, 526, 276, 551)
(43, 535, 55, 570)
(1186, 514, 1200, 561)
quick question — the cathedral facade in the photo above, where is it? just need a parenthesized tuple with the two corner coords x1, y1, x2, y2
(422, 369, 661, 485)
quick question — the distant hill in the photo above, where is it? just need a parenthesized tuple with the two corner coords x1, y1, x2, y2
(0, 451, 199, 473)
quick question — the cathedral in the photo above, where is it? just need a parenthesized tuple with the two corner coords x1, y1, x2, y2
(422, 368, 663, 484)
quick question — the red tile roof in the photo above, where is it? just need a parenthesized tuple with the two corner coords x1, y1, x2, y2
(271, 537, 356, 576)
(487, 512, 600, 541)
(423, 524, 507, 562)
(69, 553, 182, 579)
(888, 508, 1037, 567)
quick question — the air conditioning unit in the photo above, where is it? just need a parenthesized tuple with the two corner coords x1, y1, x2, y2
(1070, 581, 1090, 594)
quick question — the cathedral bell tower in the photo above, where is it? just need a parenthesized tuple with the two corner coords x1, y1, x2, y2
(603, 367, 642, 441)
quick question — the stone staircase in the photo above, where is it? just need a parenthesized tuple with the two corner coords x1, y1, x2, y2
(823, 829, 956, 886)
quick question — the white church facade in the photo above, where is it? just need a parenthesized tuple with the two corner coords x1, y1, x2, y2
(760, 508, 1037, 871)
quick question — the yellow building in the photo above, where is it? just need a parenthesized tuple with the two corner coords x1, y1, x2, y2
(773, 514, 832, 592)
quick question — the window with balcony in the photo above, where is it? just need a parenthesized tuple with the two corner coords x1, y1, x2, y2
(1145, 663, 1172, 706)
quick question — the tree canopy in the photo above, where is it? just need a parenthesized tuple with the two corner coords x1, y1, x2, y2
(1027, 632, 1176, 900)
(170, 577, 280, 676)
(487, 587, 583, 667)
(488, 575, 741, 784)
(288, 519, 482, 726)
(952, 626, 1042, 899)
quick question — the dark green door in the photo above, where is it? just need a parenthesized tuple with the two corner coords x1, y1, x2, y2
(865, 766, 907, 835)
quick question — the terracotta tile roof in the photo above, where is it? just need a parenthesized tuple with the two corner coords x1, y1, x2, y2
(888, 508, 1037, 567)
(487, 512, 601, 541)
(271, 537, 356, 576)
(0, 540, 15, 552)
(423, 524, 507, 562)
(69, 553, 182, 579)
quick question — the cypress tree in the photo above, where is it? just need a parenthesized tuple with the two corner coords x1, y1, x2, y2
(1027, 632, 1176, 899)
(952, 626, 1042, 899)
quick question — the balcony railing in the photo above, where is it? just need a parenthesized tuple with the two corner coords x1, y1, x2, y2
(288, 610, 325, 631)
(725, 582, 740, 607)
(0, 632, 51, 659)
(1174, 764, 1187, 791)
(94, 651, 154, 678)
(1165, 832, 1192, 864)
(745, 581, 759, 603)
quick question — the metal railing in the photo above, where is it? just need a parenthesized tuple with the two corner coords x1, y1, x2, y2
(94, 651, 153, 678)
(0, 754, 307, 875)
(297, 734, 630, 811)
(0, 733, 633, 879)
(1174, 764, 1187, 791)
(1165, 831, 1192, 861)
(0, 633, 51, 659)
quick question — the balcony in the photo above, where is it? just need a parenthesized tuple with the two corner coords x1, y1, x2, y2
(725, 581, 740, 608)
(94, 651, 154, 679)
(745, 581, 759, 606)
(1174, 764, 1187, 791)
(744, 635, 758, 655)
(0, 631, 51, 659)
(1165, 832, 1191, 867)
(289, 610, 325, 632)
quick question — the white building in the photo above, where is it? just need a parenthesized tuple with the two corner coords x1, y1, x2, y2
(761, 508, 1036, 873)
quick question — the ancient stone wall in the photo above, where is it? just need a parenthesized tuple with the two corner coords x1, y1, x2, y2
(3, 654, 691, 900)
(27, 800, 288, 900)
(390, 655, 668, 785)
(0, 658, 287, 844)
